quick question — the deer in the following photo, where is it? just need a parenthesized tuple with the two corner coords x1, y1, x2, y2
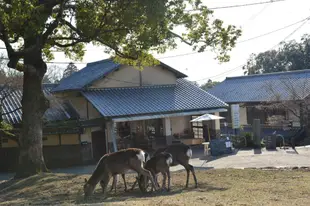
(134, 151, 173, 192)
(153, 143, 198, 188)
(83, 148, 158, 198)
(107, 152, 151, 193)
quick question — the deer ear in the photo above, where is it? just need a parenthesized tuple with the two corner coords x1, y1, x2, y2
(84, 178, 88, 183)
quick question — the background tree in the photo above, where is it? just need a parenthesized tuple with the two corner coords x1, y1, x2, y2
(243, 34, 310, 75)
(62, 62, 78, 79)
(200, 79, 220, 90)
(256, 77, 310, 146)
(43, 65, 64, 84)
(0, 0, 242, 178)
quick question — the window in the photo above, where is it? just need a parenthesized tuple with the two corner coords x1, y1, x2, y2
(191, 116, 203, 139)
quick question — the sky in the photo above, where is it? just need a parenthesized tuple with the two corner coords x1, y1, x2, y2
(1, 0, 310, 85)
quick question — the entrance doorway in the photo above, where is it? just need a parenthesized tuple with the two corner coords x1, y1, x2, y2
(91, 130, 107, 161)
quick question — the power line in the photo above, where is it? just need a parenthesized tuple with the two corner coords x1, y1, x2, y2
(195, 17, 310, 83)
(185, 0, 286, 12)
(1, 14, 307, 63)
(241, 3, 270, 28)
(153, 16, 310, 60)
(269, 17, 310, 50)
(238, 17, 310, 44)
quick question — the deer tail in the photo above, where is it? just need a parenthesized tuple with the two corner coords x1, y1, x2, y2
(186, 148, 193, 158)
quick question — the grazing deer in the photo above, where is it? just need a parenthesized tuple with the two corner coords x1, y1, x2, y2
(153, 143, 198, 188)
(134, 152, 173, 192)
(108, 152, 151, 193)
(83, 148, 158, 198)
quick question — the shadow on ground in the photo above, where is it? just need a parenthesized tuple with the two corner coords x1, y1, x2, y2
(0, 171, 226, 205)
(0, 173, 79, 205)
(75, 181, 227, 205)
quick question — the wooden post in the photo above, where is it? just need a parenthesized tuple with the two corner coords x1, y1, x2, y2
(207, 124, 211, 142)
(110, 121, 118, 152)
(253, 119, 261, 148)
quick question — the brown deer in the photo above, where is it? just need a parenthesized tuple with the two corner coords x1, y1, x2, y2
(108, 152, 151, 193)
(153, 143, 198, 188)
(83, 148, 158, 198)
(134, 152, 173, 192)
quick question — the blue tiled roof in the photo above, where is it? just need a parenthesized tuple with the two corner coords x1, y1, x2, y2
(1, 84, 79, 125)
(208, 69, 310, 103)
(52, 58, 188, 93)
(81, 79, 228, 117)
(52, 59, 121, 92)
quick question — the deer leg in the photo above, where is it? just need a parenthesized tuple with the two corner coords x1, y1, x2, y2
(167, 169, 171, 192)
(189, 164, 198, 188)
(131, 176, 139, 191)
(135, 167, 159, 191)
(185, 164, 198, 188)
(101, 173, 112, 199)
(109, 175, 117, 193)
(151, 172, 157, 192)
(185, 168, 190, 188)
(99, 178, 110, 194)
(161, 172, 167, 190)
(121, 174, 128, 192)
(155, 174, 160, 188)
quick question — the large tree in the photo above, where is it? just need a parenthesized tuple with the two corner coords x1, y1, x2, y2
(43, 65, 63, 83)
(200, 79, 220, 90)
(243, 34, 310, 75)
(0, 0, 241, 178)
(62, 62, 78, 79)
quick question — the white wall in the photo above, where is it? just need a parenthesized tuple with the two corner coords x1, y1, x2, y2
(170, 116, 191, 135)
(90, 65, 177, 88)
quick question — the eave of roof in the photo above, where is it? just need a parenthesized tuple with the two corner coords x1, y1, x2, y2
(81, 78, 228, 118)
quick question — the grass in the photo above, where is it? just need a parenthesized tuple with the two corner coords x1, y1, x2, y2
(1, 168, 310, 205)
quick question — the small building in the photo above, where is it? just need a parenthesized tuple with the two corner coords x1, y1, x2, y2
(208, 70, 310, 134)
(52, 58, 228, 161)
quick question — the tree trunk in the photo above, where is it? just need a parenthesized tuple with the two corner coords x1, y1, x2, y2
(14, 41, 49, 178)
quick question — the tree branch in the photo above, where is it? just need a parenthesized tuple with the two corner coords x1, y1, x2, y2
(168, 31, 192, 46)
(53, 39, 88, 48)
(62, 20, 84, 37)
(42, 0, 67, 45)
(61, 20, 138, 60)
(0, 20, 39, 70)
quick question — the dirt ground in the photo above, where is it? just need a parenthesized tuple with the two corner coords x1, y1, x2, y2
(1, 168, 310, 206)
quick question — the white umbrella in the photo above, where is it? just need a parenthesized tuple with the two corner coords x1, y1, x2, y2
(190, 114, 225, 122)
(190, 114, 225, 141)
